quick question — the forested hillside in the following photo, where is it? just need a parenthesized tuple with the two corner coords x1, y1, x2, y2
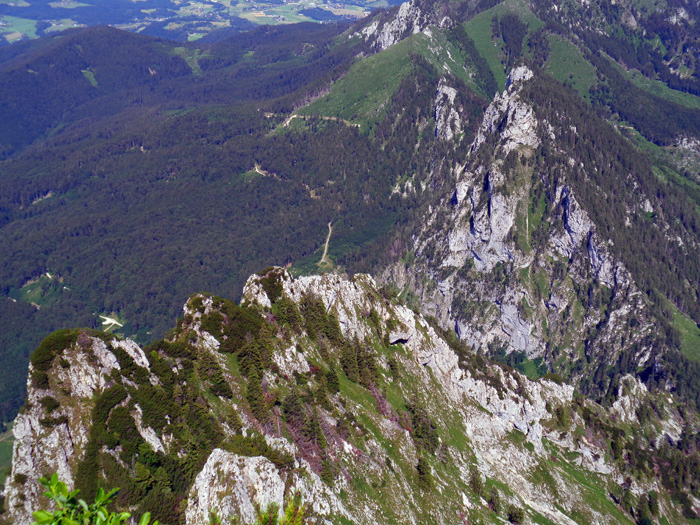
(0, 21, 462, 424)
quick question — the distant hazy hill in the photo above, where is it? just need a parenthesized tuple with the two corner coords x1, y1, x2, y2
(0, 0, 379, 46)
(0, 26, 194, 156)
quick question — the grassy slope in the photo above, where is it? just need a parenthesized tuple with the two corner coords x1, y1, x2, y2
(7, 275, 67, 308)
(671, 303, 700, 363)
(625, 68, 700, 110)
(545, 36, 597, 99)
(464, 7, 506, 91)
(543, 441, 634, 524)
(605, 55, 700, 110)
(298, 36, 416, 127)
(464, 0, 543, 92)
(298, 30, 473, 129)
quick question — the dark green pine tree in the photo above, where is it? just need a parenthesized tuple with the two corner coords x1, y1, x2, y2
(340, 341, 359, 383)
(246, 370, 268, 423)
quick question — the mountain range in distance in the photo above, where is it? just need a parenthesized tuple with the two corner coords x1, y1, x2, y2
(0, 0, 392, 46)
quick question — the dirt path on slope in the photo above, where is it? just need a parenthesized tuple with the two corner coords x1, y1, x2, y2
(319, 221, 333, 267)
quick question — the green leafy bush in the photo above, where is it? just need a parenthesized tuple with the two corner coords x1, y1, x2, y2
(144, 340, 194, 359)
(274, 298, 303, 332)
(299, 294, 344, 346)
(222, 435, 294, 471)
(357, 346, 379, 387)
(94, 386, 128, 426)
(109, 347, 148, 384)
(245, 371, 268, 423)
(188, 296, 206, 314)
(209, 490, 308, 525)
(541, 373, 564, 385)
(32, 473, 158, 525)
(406, 402, 439, 454)
(31, 371, 50, 390)
(416, 458, 433, 491)
(197, 353, 233, 398)
(325, 368, 339, 394)
(39, 415, 68, 428)
(469, 465, 483, 497)
(506, 504, 525, 523)
(488, 487, 501, 515)
(28, 330, 81, 388)
(210, 378, 233, 399)
(200, 312, 225, 340)
(340, 344, 359, 383)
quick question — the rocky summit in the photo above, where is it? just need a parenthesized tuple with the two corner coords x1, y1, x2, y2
(1, 268, 695, 524)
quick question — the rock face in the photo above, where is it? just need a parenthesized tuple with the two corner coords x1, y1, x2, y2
(186, 451, 286, 524)
(357, 0, 432, 51)
(355, 0, 455, 51)
(5, 334, 154, 524)
(472, 66, 538, 155)
(434, 78, 463, 142)
(384, 66, 656, 387)
(186, 449, 348, 525)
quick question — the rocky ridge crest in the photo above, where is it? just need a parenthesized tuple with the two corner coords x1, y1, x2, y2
(4, 269, 686, 524)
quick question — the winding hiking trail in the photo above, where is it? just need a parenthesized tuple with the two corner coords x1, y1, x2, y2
(267, 113, 360, 136)
(282, 114, 359, 128)
(319, 221, 333, 267)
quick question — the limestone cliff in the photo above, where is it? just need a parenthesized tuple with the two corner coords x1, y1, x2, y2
(355, 0, 448, 52)
(2, 269, 693, 524)
(384, 65, 665, 399)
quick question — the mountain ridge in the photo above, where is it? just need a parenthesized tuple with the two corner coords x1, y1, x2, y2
(3, 267, 697, 524)
(380, 63, 700, 408)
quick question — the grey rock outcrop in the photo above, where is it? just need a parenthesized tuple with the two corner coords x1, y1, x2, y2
(186, 451, 286, 524)
(355, 0, 450, 51)
(5, 335, 160, 524)
(434, 78, 462, 142)
(385, 65, 655, 372)
(186, 449, 349, 525)
(472, 66, 538, 155)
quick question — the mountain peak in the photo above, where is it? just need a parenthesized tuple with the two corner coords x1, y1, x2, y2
(7, 269, 681, 524)
(354, 0, 459, 52)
